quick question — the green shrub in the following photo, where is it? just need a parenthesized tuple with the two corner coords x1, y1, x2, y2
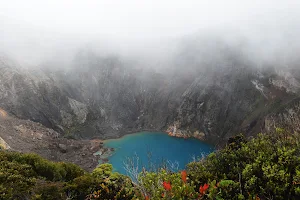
(86, 164, 135, 200)
(0, 151, 85, 199)
(184, 130, 300, 199)
(137, 169, 199, 199)
(0, 160, 36, 200)
(0, 128, 299, 199)
(32, 181, 67, 200)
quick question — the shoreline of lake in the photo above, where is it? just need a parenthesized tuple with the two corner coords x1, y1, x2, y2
(103, 129, 215, 147)
(100, 131, 215, 174)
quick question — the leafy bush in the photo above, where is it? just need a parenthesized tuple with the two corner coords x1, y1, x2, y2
(0, 159, 36, 200)
(0, 151, 84, 182)
(32, 181, 67, 200)
(185, 129, 300, 199)
(66, 164, 135, 200)
(137, 169, 199, 199)
(132, 129, 299, 199)
(0, 151, 84, 199)
(86, 164, 135, 200)
(0, 128, 299, 199)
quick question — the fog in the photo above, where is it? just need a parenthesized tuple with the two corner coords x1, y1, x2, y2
(0, 0, 300, 70)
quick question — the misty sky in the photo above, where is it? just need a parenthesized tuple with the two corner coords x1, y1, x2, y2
(1, 0, 299, 39)
(0, 0, 300, 68)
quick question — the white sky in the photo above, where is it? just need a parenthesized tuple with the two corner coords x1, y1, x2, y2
(0, 0, 300, 67)
(0, 0, 299, 39)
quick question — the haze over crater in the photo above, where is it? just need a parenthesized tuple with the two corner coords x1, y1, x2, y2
(0, 0, 300, 149)
(0, 0, 300, 69)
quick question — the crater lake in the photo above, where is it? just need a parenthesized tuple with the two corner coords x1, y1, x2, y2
(103, 132, 214, 174)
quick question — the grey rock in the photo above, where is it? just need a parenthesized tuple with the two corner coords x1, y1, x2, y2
(0, 50, 300, 146)
(58, 143, 67, 153)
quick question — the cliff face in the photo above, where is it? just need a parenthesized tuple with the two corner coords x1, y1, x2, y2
(167, 66, 300, 144)
(1, 50, 300, 145)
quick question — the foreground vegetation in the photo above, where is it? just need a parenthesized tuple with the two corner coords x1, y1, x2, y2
(1, 128, 299, 199)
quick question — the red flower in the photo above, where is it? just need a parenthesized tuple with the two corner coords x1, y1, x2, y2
(163, 181, 172, 191)
(181, 170, 187, 183)
(161, 193, 165, 198)
(144, 195, 150, 200)
(199, 183, 209, 195)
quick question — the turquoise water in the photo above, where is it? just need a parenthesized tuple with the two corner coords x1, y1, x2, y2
(104, 132, 214, 174)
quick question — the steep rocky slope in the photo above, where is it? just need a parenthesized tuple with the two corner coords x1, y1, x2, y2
(168, 66, 300, 144)
(0, 45, 300, 148)
(0, 107, 104, 171)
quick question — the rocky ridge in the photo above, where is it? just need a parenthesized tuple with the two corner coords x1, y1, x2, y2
(0, 104, 105, 171)
(0, 49, 300, 155)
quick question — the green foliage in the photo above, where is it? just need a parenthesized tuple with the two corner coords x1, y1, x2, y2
(32, 181, 67, 200)
(0, 151, 135, 200)
(59, 162, 85, 181)
(0, 159, 36, 200)
(66, 174, 95, 199)
(86, 164, 135, 200)
(0, 129, 299, 199)
(0, 151, 84, 199)
(135, 130, 299, 199)
(66, 164, 135, 200)
(0, 151, 84, 182)
(138, 169, 198, 199)
(186, 130, 300, 199)
(92, 163, 114, 178)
